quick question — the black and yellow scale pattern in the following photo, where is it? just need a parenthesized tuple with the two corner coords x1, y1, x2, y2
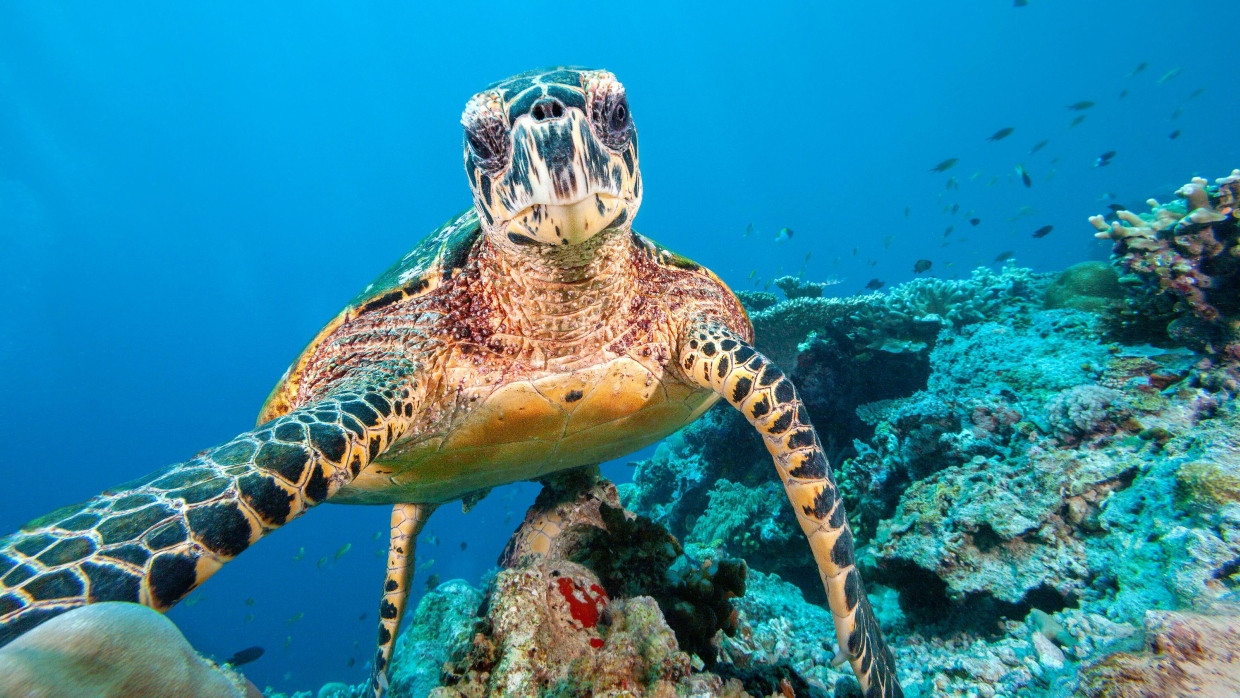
(0, 365, 417, 649)
(679, 321, 902, 698)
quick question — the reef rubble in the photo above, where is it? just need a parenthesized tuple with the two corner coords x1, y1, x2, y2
(292, 168, 1240, 698)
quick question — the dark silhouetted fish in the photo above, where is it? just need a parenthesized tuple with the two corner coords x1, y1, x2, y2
(1070, 115, 1086, 127)
(426, 573, 441, 591)
(1169, 129, 1181, 140)
(1094, 151, 1116, 168)
(1030, 139, 1049, 154)
(1066, 101, 1095, 111)
(930, 158, 959, 173)
(865, 278, 885, 290)
(913, 259, 932, 273)
(988, 127, 1015, 141)
(995, 251, 1015, 262)
(969, 218, 981, 226)
(1107, 204, 1126, 213)
(1032, 225, 1054, 238)
(1130, 61, 1147, 76)
(225, 646, 264, 667)
(1189, 88, 1204, 99)
(460, 541, 468, 551)
(1016, 165, 1033, 188)
(1013, 0, 1027, 6)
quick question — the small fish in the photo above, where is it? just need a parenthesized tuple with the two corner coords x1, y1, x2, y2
(1032, 224, 1054, 238)
(418, 558, 435, 570)
(1094, 151, 1116, 168)
(1030, 139, 1049, 154)
(775, 227, 793, 243)
(244, 597, 255, 607)
(882, 235, 894, 249)
(1118, 88, 1129, 99)
(988, 175, 1000, 186)
(903, 206, 911, 218)
(747, 269, 757, 279)
(426, 533, 438, 546)
(182, 594, 206, 607)
(334, 542, 352, 561)
(359, 612, 367, 621)
(1130, 61, 1147, 76)
(994, 251, 1015, 262)
(944, 225, 955, 236)
(1168, 129, 1181, 140)
(913, 259, 932, 274)
(425, 573, 441, 591)
(865, 278, 885, 290)
(1107, 203, 1126, 213)
(1156, 67, 1181, 84)
(930, 158, 959, 173)
(283, 636, 292, 651)
(244, 613, 254, 624)
(946, 176, 959, 191)
(347, 658, 356, 668)
(292, 547, 304, 563)
(804, 252, 812, 262)
(460, 541, 468, 551)
(1016, 164, 1032, 188)
(1189, 88, 1204, 99)
(316, 556, 328, 569)
(371, 531, 383, 541)
(744, 223, 754, 237)
(1013, 0, 1027, 6)
(1170, 106, 1183, 120)
(1066, 100, 1095, 111)
(950, 203, 959, 214)
(969, 217, 981, 226)
(224, 646, 265, 667)
(287, 612, 304, 625)
(1070, 115, 1086, 127)
(987, 127, 1015, 141)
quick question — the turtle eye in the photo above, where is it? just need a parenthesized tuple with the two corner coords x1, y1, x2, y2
(609, 99, 629, 132)
(592, 90, 632, 150)
(465, 117, 508, 172)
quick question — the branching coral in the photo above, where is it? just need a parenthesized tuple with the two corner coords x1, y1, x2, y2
(1090, 169, 1240, 357)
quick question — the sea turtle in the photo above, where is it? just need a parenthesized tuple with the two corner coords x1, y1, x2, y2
(0, 67, 902, 697)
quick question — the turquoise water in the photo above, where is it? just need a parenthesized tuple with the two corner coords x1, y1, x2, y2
(1, 2, 1236, 693)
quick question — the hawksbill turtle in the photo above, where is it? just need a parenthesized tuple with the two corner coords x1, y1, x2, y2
(0, 67, 902, 697)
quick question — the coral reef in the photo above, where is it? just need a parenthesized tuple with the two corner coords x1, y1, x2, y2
(1090, 169, 1240, 357)
(300, 169, 1240, 698)
(385, 579, 483, 698)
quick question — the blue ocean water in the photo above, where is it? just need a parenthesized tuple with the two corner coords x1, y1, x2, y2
(0, 2, 1236, 692)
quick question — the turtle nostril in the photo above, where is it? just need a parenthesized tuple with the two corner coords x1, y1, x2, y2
(530, 97, 566, 122)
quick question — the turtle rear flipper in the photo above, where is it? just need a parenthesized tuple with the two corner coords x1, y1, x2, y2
(368, 502, 435, 696)
(0, 370, 419, 648)
(678, 320, 903, 698)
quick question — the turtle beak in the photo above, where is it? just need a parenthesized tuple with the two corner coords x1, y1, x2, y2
(479, 109, 633, 246)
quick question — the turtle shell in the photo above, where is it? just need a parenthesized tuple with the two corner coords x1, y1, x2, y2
(257, 208, 480, 424)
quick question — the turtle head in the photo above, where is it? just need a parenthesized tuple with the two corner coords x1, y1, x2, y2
(461, 68, 641, 247)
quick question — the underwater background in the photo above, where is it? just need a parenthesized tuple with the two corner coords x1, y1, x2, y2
(2, 1, 1239, 694)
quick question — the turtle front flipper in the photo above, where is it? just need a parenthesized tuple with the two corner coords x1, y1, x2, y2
(0, 369, 419, 648)
(368, 501, 435, 697)
(677, 320, 902, 698)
